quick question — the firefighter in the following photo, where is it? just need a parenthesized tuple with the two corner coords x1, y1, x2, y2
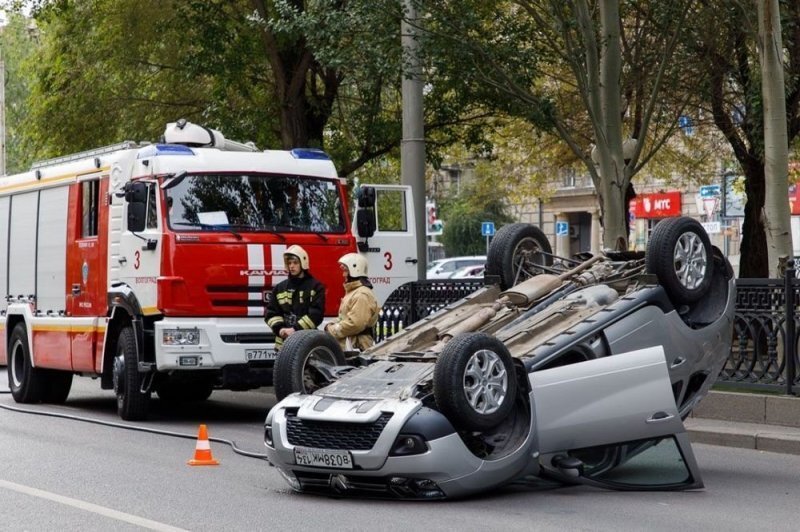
(325, 253, 379, 351)
(265, 245, 326, 349)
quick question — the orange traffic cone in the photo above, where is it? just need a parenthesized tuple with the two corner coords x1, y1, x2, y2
(187, 424, 220, 466)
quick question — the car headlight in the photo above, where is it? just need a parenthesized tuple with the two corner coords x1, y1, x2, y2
(389, 434, 428, 456)
(162, 328, 200, 346)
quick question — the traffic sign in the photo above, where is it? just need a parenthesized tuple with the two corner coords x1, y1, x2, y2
(481, 221, 495, 237)
(556, 221, 569, 236)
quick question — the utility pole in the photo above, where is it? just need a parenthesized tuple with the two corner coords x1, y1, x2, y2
(401, 0, 427, 279)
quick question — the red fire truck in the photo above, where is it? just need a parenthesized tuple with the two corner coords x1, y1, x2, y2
(0, 120, 418, 419)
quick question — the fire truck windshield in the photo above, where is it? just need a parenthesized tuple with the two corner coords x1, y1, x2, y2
(163, 173, 346, 234)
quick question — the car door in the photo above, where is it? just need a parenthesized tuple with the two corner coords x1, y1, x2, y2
(531, 345, 703, 490)
(357, 184, 417, 304)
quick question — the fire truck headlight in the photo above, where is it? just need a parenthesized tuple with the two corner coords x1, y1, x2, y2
(162, 328, 201, 346)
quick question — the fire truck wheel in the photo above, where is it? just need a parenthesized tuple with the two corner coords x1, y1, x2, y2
(7, 323, 46, 403)
(487, 223, 552, 289)
(42, 370, 73, 404)
(274, 330, 346, 401)
(113, 325, 151, 421)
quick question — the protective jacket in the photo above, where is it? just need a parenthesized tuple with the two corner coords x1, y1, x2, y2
(327, 278, 379, 351)
(265, 274, 325, 348)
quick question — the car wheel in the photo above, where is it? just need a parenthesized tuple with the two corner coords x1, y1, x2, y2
(487, 223, 552, 289)
(7, 323, 46, 403)
(113, 325, 150, 420)
(433, 332, 518, 432)
(646, 216, 713, 304)
(42, 370, 73, 404)
(274, 330, 346, 401)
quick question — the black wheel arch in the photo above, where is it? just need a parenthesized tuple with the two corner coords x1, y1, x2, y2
(102, 287, 157, 389)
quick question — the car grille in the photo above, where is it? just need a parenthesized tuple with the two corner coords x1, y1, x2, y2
(285, 410, 393, 451)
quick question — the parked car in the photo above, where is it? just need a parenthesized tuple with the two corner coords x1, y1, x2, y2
(426, 256, 486, 279)
(265, 218, 735, 499)
(449, 264, 485, 279)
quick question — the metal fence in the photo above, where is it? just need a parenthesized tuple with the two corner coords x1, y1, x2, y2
(376, 270, 800, 396)
(721, 263, 799, 395)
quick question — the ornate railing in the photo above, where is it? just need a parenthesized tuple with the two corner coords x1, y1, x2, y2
(720, 264, 799, 395)
(377, 268, 800, 395)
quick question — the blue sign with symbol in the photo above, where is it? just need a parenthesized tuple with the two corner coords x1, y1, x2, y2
(481, 221, 495, 236)
(699, 185, 721, 198)
(556, 221, 569, 236)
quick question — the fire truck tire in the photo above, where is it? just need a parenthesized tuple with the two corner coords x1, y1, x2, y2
(7, 323, 46, 403)
(274, 330, 346, 401)
(113, 325, 151, 420)
(487, 223, 552, 289)
(42, 370, 73, 404)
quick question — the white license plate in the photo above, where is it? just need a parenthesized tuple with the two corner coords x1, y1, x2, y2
(294, 447, 353, 469)
(246, 349, 277, 361)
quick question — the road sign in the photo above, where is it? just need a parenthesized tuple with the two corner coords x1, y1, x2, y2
(481, 221, 495, 237)
(699, 185, 721, 198)
(556, 221, 569, 236)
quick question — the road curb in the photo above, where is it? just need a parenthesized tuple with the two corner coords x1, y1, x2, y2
(685, 418, 800, 455)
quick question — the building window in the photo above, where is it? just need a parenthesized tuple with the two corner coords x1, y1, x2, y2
(81, 180, 100, 238)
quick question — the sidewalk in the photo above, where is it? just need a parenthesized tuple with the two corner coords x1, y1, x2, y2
(687, 390, 800, 455)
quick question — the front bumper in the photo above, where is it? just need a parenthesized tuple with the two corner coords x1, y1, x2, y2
(264, 394, 537, 499)
(154, 317, 275, 370)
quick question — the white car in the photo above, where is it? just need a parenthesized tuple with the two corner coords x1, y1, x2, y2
(450, 264, 485, 279)
(427, 256, 486, 279)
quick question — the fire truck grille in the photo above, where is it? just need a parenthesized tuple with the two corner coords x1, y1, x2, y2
(285, 411, 393, 451)
(207, 285, 269, 310)
(220, 333, 275, 344)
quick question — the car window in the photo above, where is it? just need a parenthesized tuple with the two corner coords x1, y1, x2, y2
(441, 262, 457, 273)
(570, 436, 693, 487)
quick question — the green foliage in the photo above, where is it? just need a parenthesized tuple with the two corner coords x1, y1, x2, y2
(440, 196, 514, 256)
(0, 11, 38, 172)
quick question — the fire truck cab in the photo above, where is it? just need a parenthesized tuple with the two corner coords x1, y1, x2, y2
(0, 120, 418, 420)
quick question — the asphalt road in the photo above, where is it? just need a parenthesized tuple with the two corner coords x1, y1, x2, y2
(1, 374, 799, 532)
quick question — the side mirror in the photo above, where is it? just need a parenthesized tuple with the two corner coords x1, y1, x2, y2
(356, 186, 376, 208)
(356, 208, 376, 238)
(124, 181, 148, 203)
(125, 182, 148, 232)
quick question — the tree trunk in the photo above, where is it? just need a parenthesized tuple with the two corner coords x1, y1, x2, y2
(758, 0, 793, 276)
(740, 162, 768, 278)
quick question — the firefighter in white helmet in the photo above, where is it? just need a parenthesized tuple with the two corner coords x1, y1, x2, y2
(325, 253, 379, 351)
(265, 245, 326, 349)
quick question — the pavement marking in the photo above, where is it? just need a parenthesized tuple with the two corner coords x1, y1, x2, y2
(0, 479, 189, 532)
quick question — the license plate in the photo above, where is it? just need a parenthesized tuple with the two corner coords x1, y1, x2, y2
(246, 349, 277, 361)
(294, 447, 353, 469)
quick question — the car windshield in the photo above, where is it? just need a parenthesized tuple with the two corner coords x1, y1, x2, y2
(164, 173, 346, 233)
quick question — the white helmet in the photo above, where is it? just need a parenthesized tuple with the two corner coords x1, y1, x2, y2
(338, 253, 368, 277)
(284, 245, 309, 270)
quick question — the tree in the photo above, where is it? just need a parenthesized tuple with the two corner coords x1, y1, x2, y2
(758, 0, 792, 276)
(686, 0, 800, 277)
(414, 0, 696, 250)
(440, 197, 515, 256)
(11, 0, 494, 178)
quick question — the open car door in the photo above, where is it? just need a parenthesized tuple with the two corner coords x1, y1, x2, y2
(531, 346, 703, 490)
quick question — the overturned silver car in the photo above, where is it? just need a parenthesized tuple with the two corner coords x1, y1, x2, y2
(264, 217, 735, 499)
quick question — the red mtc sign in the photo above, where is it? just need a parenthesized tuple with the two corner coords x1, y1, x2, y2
(629, 191, 682, 219)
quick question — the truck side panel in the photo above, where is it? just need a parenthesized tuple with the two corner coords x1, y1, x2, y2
(8, 191, 37, 301)
(0, 195, 8, 363)
(36, 186, 69, 314)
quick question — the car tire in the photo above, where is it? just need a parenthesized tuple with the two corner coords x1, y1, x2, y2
(113, 325, 150, 421)
(274, 330, 346, 401)
(42, 370, 73, 404)
(646, 216, 713, 304)
(433, 332, 518, 432)
(487, 223, 552, 289)
(7, 323, 46, 403)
